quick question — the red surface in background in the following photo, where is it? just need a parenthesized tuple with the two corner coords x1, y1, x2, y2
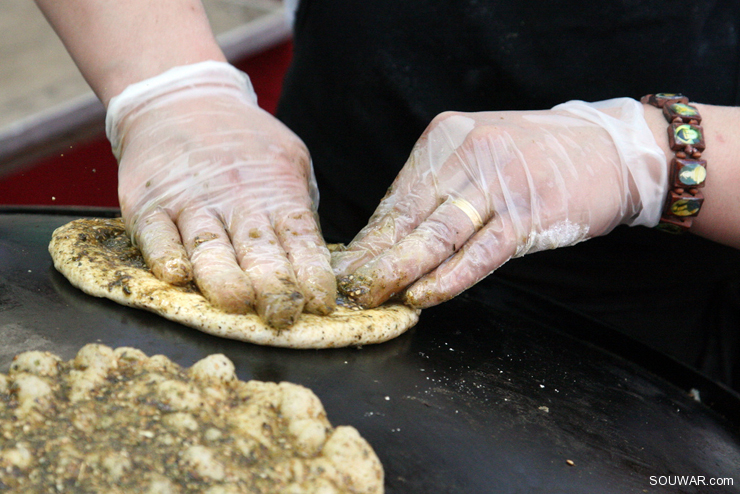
(0, 41, 293, 208)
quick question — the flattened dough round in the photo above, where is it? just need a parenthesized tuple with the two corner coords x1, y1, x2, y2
(0, 344, 384, 493)
(49, 218, 419, 349)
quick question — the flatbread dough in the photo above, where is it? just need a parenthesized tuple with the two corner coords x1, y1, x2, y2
(48, 218, 419, 349)
(0, 344, 384, 493)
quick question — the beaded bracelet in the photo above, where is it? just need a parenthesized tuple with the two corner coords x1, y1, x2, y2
(640, 93, 707, 234)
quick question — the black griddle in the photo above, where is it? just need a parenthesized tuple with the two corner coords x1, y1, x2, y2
(1, 209, 739, 494)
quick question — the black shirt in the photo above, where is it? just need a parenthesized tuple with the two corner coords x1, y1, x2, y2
(277, 0, 740, 389)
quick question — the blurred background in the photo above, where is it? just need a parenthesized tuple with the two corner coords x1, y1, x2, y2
(0, 0, 293, 209)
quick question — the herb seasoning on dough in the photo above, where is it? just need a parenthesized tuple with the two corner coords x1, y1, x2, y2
(48, 218, 420, 349)
(0, 344, 384, 493)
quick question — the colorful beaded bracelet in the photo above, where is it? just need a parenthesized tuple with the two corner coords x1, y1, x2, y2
(640, 93, 707, 234)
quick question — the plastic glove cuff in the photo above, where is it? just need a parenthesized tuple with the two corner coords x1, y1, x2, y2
(551, 98, 668, 228)
(105, 61, 257, 158)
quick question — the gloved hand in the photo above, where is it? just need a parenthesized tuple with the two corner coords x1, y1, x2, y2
(332, 98, 667, 309)
(107, 61, 335, 328)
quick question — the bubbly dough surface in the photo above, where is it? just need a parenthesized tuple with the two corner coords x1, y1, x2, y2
(0, 345, 384, 493)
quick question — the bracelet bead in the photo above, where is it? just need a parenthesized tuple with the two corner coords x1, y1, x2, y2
(641, 93, 707, 234)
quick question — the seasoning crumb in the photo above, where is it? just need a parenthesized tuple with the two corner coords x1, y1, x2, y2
(566, 459, 575, 466)
(538, 406, 549, 413)
(689, 388, 701, 402)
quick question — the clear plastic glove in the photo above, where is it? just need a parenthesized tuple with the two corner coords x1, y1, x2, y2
(332, 98, 667, 309)
(107, 61, 335, 328)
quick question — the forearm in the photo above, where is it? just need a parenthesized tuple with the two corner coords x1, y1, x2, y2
(34, 0, 226, 107)
(643, 103, 740, 250)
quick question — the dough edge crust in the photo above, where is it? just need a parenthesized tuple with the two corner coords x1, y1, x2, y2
(48, 218, 420, 349)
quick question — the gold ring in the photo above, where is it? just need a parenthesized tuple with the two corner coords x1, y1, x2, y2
(450, 197, 483, 230)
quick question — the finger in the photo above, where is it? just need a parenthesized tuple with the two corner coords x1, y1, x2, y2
(332, 114, 477, 277)
(353, 138, 432, 234)
(275, 208, 337, 316)
(330, 138, 438, 278)
(402, 214, 517, 308)
(132, 208, 193, 286)
(178, 208, 254, 314)
(332, 178, 439, 277)
(230, 212, 305, 329)
(338, 196, 486, 308)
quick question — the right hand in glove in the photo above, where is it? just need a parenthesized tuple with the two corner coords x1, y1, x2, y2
(332, 98, 668, 309)
(107, 61, 335, 328)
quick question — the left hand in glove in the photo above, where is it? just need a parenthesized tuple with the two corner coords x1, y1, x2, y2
(332, 98, 668, 309)
(109, 62, 335, 328)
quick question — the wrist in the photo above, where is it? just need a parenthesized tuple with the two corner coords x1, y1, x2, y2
(642, 94, 712, 233)
(99, 50, 228, 108)
(641, 103, 674, 170)
(641, 102, 674, 222)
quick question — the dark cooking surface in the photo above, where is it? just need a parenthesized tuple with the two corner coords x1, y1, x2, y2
(1, 210, 739, 494)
